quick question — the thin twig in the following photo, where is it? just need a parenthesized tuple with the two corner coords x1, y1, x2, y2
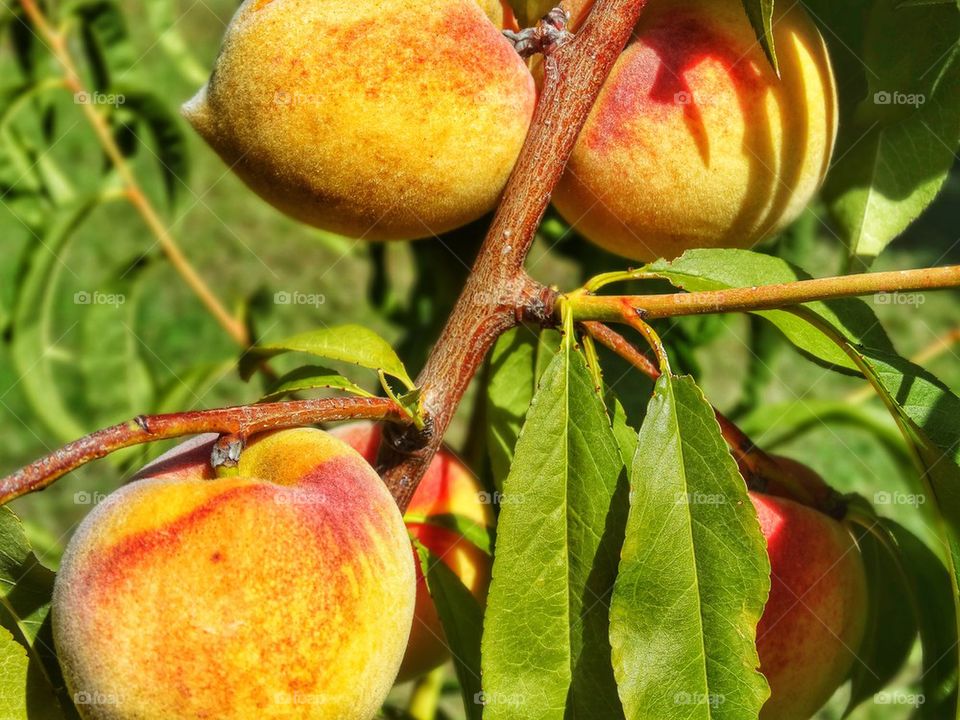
(18, 0, 248, 346)
(0, 397, 407, 505)
(568, 265, 960, 322)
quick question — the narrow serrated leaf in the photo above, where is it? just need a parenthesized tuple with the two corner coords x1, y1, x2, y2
(843, 518, 917, 716)
(646, 249, 895, 371)
(611, 373, 770, 719)
(482, 347, 628, 719)
(740, 0, 779, 74)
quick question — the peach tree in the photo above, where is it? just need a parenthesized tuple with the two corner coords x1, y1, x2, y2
(0, 0, 959, 718)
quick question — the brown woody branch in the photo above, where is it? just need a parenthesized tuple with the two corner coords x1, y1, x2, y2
(0, 397, 407, 505)
(378, 0, 649, 510)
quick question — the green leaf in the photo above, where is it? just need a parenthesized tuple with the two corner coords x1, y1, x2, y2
(261, 365, 373, 402)
(486, 328, 537, 491)
(843, 517, 918, 716)
(482, 347, 628, 719)
(0, 507, 68, 719)
(739, 400, 911, 468)
(78, 263, 156, 430)
(415, 543, 484, 720)
(788, 308, 960, 714)
(814, 0, 960, 265)
(145, 0, 207, 85)
(405, 513, 493, 557)
(886, 521, 959, 718)
(113, 87, 190, 209)
(68, 0, 136, 90)
(240, 325, 415, 390)
(645, 249, 896, 371)
(740, 0, 779, 74)
(611, 374, 770, 719)
(12, 199, 98, 442)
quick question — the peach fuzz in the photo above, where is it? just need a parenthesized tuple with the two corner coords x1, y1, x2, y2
(52, 428, 416, 720)
(331, 422, 494, 681)
(554, 0, 837, 261)
(183, 0, 536, 241)
(751, 492, 867, 720)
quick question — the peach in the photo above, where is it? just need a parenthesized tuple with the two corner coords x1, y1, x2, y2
(752, 491, 867, 720)
(331, 422, 493, 681)
(183, 0, 536, 240)
(554, 0, 837, 260)
(53, 428, 416, 720)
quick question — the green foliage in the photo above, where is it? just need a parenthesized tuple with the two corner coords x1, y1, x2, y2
(240, 325, 415, 390)
(1, 0, 959, 718)
(612, 373, 770, 719)
(416, 543, 485, 720)
(482, 343, 627, 719)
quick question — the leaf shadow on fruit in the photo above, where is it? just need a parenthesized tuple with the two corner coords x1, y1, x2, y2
(639, 7, 824, 249)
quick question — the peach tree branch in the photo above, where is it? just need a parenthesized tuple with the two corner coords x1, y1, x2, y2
(0, 397, 408, 505)
(378, 0, 650, 510)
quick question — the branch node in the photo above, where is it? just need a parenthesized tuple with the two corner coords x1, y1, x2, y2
(211, 435, 245, 470)
(503, 7, 572, 58)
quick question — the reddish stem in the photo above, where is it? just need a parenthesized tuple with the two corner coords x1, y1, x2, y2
(0, 397, 407, 505)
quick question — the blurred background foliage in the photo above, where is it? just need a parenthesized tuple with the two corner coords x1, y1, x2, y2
(0, 1, 957, 718)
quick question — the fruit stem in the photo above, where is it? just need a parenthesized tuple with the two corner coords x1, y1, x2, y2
(0, 397, 407, 505)
(18, 0, 249, 347)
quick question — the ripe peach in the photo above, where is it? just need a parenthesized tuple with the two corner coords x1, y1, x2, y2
(555, 0, 837, 260)
(53, 428, 416, 720)
(331, 422, 493, 681)
(183, 0, 536, 241)
(751, 491, 867, 720)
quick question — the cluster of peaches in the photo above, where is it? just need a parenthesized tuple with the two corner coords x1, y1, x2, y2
(51, 1, 865, 719)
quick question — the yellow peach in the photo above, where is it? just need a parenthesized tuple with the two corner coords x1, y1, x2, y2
(183, 0, 536, 240)
(331, 422, 493, 681)
(554, 0, 837, 260)
(53, 428, 415, 719)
